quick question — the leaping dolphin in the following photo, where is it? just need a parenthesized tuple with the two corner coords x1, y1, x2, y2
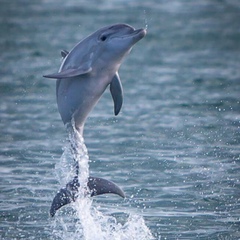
(44, 23, 146, 217)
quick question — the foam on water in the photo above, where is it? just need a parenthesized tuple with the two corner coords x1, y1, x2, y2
(53, 121, 154, 240)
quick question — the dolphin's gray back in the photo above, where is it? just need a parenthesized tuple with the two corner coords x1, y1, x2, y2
(60, 35, 97, 72)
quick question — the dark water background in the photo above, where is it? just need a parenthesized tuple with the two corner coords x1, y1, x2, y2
(0, 0, 240, 239)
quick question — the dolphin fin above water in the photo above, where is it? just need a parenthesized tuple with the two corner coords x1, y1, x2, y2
(44, 50, 90, 79)
(61, 49, 69, 58)
(110, 72, 123, 116)
(50, 176, 125, 217)
(43, 65, 92, 79)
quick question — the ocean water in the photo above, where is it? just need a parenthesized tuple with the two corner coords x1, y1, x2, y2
(0, 0, 240, 239)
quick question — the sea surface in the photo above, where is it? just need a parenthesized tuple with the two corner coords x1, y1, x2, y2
(0, 0, 240, 239)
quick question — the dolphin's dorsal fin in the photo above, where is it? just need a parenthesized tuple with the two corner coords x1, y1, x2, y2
(43, 66, 92, 79)
(61, 50, 69, 58)
(110, 72, 123, 116)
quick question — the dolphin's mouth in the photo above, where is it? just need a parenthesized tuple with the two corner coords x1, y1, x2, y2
(124, 28, 147, 42)
(114, 28, 147, 41)
(132, 28, 147, 38)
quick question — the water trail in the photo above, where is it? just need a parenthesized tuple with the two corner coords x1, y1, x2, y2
(55, 119, 89, 194)
(53, 120, 154, 239)
(143, 9, 149, 30)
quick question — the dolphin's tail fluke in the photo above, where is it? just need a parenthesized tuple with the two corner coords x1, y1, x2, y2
(50, 176, 125, 217)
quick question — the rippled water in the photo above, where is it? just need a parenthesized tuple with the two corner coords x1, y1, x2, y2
(1, 0, 240, 239)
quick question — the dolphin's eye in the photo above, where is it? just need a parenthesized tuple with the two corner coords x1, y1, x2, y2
(100, 35, 107, 41)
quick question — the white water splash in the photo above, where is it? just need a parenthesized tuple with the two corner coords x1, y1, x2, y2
(55, 121, 89, 191)
(52, 121, 154, 240)
(52, 208, 153, 240)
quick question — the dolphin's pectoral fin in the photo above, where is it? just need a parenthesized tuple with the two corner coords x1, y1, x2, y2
(61, 50, 69, 58)
(110, 72, 123, 116)
(43, 66, 92, 79)
(50, 176, 125, 217)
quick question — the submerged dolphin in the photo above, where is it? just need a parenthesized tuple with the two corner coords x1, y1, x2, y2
(44, 23, 146, 216)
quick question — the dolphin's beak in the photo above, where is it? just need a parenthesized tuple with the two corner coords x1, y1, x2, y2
(127, 28, 147, 44)
(134, 28, 147, 40)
